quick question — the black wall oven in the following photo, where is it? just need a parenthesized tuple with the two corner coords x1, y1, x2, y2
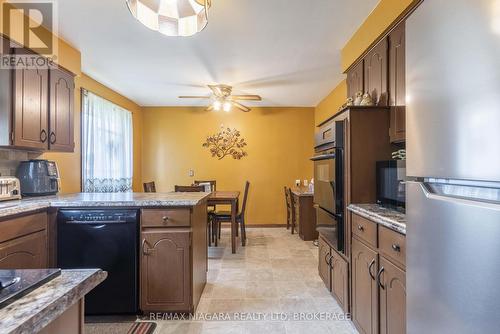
(312, 119, 344, 253)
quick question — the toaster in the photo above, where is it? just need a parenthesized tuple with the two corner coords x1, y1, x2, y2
(0, 177, 21, 201)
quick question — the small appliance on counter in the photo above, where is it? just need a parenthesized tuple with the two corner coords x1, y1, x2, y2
(16, 160, 60, 197)
(0, 177, 21, 202)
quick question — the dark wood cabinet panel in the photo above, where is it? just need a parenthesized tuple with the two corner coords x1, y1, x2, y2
(379, 257, 406, 334)
(0, 230, 48, 269)
(140, 230, 191, 312)
(389, 21, 406, 143)
(49, 68, 75, 152)
(13, 48, 49, 150)
(331, 250, 349, 313)
(352, 237, 379, 334)
(318, 236, 331, 288)
(364, 39, 388, 106)
(293, 193, 317, 241)
(347, 60, 364, 99)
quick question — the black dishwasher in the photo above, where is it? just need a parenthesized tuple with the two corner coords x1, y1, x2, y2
(57, 209, 138, 315)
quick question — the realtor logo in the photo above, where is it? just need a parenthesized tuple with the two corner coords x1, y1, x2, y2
(1, 0, 57, 69)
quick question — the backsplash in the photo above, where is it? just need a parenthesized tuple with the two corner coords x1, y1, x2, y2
(0, 149, 42, 177)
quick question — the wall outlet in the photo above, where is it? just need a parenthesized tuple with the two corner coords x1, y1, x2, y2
(188, 169, 194, 177)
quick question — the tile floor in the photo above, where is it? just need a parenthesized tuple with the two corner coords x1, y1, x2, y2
(152, 227, 358, 334)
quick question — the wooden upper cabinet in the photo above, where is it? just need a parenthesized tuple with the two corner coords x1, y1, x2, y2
(352, 237, 379, 334)
(49, 68, 75, 152)
(347, 60, 364, 99)
(388, 21, 406, 143)
(364, 39, 388, 106)
(140, 230, 191, 312)
(13, 48, 49, 150)
(379, 257, 406, 334)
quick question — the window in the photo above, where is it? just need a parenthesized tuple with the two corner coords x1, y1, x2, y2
(82, 90, 133, 193)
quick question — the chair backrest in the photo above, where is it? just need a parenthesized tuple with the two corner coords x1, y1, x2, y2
(194, 180, 216, 192)
(284, 186, 291, 209)
(287, 187, 296, 218)
(240, 181, 250, 216)
(143, 182, 156, 193)
(175, 185, 205, 192)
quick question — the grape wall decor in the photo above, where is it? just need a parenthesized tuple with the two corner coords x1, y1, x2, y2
(202, 126, 248, 160)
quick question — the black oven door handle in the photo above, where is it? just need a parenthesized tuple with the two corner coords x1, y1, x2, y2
(310, 154, 335, 161)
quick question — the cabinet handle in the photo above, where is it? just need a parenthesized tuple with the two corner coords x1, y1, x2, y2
(377, 267, 385, 290)
(40, 129, 47, 143)
(142, 239, 154, 255)
(162, 216, 169, 223)
(324, 252, 332, 265)
(392, 244, 401, 252)
(49, 131, 56, 144)
(357, 225, 364, 232)
(368, 259, 376, 280)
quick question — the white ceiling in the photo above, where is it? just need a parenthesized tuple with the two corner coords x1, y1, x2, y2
(55, 0, 379, 107)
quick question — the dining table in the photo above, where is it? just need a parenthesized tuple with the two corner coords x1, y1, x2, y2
(207, 191, 240, 253)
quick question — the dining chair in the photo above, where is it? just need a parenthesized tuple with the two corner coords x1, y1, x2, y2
(143, 182, 156, 193)
(194, 180, 217, 192)
(287, 187, 297, 234)
(211, 181, 250, 247)
(284, 186, 292, 230)
(174, 185, 205, 192)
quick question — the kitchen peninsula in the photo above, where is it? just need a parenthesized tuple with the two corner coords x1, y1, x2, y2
(0, 192, 209, 316)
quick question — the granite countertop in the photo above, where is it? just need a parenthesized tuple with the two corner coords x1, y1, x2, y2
(0, 192, 210, 219)
(348, 203, 406, 235)
(0, 269, 107, 334)
(291, 187, 314, 197)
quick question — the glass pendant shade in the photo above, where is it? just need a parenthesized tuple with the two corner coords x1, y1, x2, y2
(126, 0, 210, 37)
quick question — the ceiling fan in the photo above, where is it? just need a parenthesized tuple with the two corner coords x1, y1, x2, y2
(179, 84, 262, 112)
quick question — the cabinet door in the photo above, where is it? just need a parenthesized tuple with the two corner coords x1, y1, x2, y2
(379, 257, 406, 334)
(49, 68, 75, 151)
(364, 39, 388, 106)
(347, 60, 364, 99)
(318, 236, 331, 289)
(330, 250, 349, 313)
(13, 48, 49, 149)
(0, 230, 48, 269)
(0, 36, 11, 145)
(140, 230, 191, 312)
(389, 21, 406, 143)
(352, 237, 379, 334)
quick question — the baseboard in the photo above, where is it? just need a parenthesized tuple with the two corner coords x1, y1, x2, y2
(218, 223, 287, 228)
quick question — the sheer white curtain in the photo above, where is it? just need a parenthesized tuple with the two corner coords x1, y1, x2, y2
(82, 90, 133, 193)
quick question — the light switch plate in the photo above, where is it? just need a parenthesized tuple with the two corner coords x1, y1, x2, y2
(189, 169, 194, 177)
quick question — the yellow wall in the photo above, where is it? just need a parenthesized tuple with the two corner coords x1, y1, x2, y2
(42, 74, 143, 193)
(341, 0, 415, 71)
(141, 107, 315, 225)
(315, 80, 347, 125)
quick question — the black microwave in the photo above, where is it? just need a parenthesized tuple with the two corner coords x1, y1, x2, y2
(376, 160, 406, 211)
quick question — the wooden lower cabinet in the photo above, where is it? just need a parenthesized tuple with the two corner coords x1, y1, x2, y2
(379, 257, 406, 334)
(318, 236, 331, 287)
(318, 235, 349, 313)
(292, 192, 317, 241)
(140, 229, 191, 312)
(330, 250, 349, 313)
(352, 237, 379, 334)
(0, 230, 48, 269)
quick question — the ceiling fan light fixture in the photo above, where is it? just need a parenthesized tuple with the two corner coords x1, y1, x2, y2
(126, 0, 210, 37)
(223, 101, 232, 112)
(213, 100, 222, 111)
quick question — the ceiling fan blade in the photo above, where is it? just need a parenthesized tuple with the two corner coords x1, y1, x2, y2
(208, 85, 223, 97)
(206, 105, 214, 111)
(231, 101, 251, 112)
(230, 95, 262, 101)
(178, 96, 210, 99)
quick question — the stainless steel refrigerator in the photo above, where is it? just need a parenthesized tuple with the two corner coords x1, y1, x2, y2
(406, 0, 500, 333)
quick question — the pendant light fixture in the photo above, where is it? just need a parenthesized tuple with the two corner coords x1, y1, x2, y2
(126, 0, 210, 37)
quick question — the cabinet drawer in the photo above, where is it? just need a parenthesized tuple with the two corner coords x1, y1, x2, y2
(379, 226, 406, 268)
(141, 209, 190, 228)
(352, 213, 377, 247)
(0, 212, 47, 244)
